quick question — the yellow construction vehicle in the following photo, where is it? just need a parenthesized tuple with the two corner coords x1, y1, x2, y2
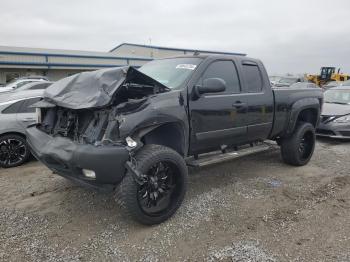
(307, 67, 350, 87)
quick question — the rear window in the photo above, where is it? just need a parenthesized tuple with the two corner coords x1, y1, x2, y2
(2, 97, 41, 114)
(29, 83, 51, 90)
(19, 97, 41, 113)
(242, 64, 263, 93)
(2, 100, 24, 114)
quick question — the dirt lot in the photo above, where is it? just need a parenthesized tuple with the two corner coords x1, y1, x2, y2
(1, 139, 350, 261)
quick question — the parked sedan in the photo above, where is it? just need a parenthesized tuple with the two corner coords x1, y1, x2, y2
(316, 87, 350, 139)
(290, 82, 318, 89)
(15, 81, 52, 92)
(0, 76, 48, 93)
(342, 80, 350, 87)
(269, 76, 281, 86)
(0, 90, 43, 168)
(273, 77, 303, 87)
(0, 81, 52, 94)
(323, 81, 342, 90)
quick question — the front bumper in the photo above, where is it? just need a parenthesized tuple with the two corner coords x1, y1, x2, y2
(316, 121, 350, 139)
(26, 126, 130, 189)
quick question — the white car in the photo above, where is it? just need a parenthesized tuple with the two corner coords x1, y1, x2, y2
(0, 89, 44, 167)
(0, 76, 48, 93)
(269, 76, 281, 86)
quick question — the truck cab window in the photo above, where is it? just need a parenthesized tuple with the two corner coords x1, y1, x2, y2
(242, 64, 263, 93)
(201, 60, 240, 94)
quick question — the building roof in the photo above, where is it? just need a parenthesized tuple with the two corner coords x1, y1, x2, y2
(0, 45, 152, 70)
(0, 45, 152, 60)
(0, 43, 246, 70)
(110, 42, 246, 56)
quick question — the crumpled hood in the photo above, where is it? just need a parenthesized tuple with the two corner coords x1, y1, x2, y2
(42, 66, 167, 110)
(322, 102, 350, 116)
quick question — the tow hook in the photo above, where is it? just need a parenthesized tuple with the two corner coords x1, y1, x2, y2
(125, 161, 147, 185)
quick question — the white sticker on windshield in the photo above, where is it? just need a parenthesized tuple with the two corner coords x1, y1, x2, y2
(176, 64, 197, 70)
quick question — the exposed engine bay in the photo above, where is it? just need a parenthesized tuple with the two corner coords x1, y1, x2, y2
(39, 107, 110, 144)
(38, 67, 170, 145)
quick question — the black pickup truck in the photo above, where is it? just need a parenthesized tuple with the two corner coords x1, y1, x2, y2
(26, 54, 323, 225)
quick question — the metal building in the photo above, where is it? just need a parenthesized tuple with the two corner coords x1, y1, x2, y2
(0, 43, 244, 85)
(110, 43, 245, 58)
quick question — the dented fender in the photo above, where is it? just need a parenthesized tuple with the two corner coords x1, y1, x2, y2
(114, 90, 189, 155)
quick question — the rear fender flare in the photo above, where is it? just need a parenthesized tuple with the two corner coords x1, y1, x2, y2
(286, 98, 320, 135)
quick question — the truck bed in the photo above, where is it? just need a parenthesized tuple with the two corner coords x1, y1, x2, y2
(270, 87, 323, 138)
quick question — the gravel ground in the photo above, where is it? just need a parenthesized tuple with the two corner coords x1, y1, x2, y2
(1, 138, 350, 261)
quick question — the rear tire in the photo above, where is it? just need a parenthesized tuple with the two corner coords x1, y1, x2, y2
(0, 134, 30, 168)
(115, 144, 188, 225)
(281, 122, 316, 166)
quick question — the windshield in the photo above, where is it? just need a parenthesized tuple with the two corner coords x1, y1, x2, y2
(269, 76, 280, 81)
(342, 80, 350, 87)
(5, 78, 19, 86)
(324, 81, 339, 87)
(138, 57, 202, 89)
(278, 77, 298, 84)
(13, 80, 37, 90)
(324, 89, 350, 104)
(290, 82, 317, 88)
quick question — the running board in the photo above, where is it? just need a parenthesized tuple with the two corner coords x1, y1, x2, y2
(186, 143, 274, 168)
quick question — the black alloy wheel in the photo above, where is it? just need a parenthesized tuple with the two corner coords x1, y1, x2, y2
(298, 130, 314, 161)
(137, 161, 181, 217)
(281, 122, 316, 166)
(0, 135, 30, 168)
(115, 144, 188, 225)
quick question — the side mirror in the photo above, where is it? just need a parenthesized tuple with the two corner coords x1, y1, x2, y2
(196, 78, 226, 95)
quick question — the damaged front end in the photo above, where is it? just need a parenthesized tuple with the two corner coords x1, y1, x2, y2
(26, 66, 174, 189)
(38, 66, 170, 145)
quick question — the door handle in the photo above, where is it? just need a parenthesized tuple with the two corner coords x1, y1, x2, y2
(232, 102, 247, 108)
(23, 118, 35, 122)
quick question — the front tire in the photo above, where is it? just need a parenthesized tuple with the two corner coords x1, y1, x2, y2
(281, 122, 316, 166)
(0, 134, 30, 168)
(115, 144, 188, 225)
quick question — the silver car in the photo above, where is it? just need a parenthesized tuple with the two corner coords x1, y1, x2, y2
(0, 90, 43, 168)
(316, 87, 350, 139)
(15, 81, 52, 92)
(0, 81, 52, 95)
(0, 76, 48, 93)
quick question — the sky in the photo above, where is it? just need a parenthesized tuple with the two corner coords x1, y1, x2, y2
(1, 0, 350, 75)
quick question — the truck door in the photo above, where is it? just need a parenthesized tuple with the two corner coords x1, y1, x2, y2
(189, 60, 248, 154)
(239, 61, 274, 141)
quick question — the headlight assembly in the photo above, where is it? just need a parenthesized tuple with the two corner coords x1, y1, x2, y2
(333, 115, 350, 123)
(126, 136, 137, 148)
